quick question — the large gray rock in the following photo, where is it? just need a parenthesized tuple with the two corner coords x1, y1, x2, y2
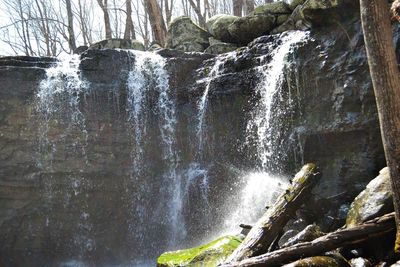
(90, 38, 145, 50)
(349, 258, 372, 267)
(205, 38, 237, 54)
(281, 224, 324, 248)
(346, 167, 393, 227)
(253, 1, 291, 14)
(206, 14, 239, 43)
(227, 14, 276, 45)
(166, 16, 211, 52)
(298, 0, 342, 25)
(226, 1, 294, 44)
(271, 5, 312, 34)
(286, 0, 307, 10)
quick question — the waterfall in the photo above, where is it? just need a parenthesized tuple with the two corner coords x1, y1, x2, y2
(125, 50, 183, 259)
(223, 31, 309, 233)
(36, 54, 94, 258)
(196, 51, 236, 155)
(246, 31, 309, 170)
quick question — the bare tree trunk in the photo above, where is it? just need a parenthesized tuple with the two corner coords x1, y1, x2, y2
(244, 0, 254, 15)
(163, 0, 173, 24)
(225, 164, 321, 264)
(124, 0, 136, 39)
(360, 0, 400, 253)
(188, 0, 206, 27)
(65, 0, 76, 51)
(97, 0, 112, 39)
(233, 0, 243, 17)
(222, 213, 396, 267)
(144, 0, 167, 46)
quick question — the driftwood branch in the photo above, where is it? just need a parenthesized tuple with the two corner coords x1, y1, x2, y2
(221, 212, 396, 267)
(225, 163, 321, 263)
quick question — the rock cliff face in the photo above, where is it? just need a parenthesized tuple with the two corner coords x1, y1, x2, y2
(0, 15, 393, 267)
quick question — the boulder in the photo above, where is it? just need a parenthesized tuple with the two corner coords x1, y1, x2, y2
(228, 14, 276, 45)
(89, 38, 145, 50)
(346, 167, 393, 227)
(205, 38, 237, 54)
(349, 258, 372, 267)
(156, 235, 242, 267)
(206, 14, 239, 43)
(298, 0, 340, 25)
(73, 45, 88, 54)
(281, 224, 324, 248)
(166, 16, 211, 52)
(252, 1, 292, 14)
(286, 0, 307, 10)
(148, 43, 163, 51)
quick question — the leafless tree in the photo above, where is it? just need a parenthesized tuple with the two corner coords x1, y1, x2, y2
(124, 0, 136, 39)
(144, 0, 167, 46)
(96, 0, 113, 38)
(65, 0, 76, 50)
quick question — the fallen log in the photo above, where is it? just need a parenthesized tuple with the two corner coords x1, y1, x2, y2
(224, 163, 321, 263)
(221, 212, 396, 267)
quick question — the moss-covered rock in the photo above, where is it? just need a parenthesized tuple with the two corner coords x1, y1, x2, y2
(252, 1, 291, 15)
(227, 14, 275, 45)
(346, 167, 393, 227)
(157, 235, 242, 267)
(206, 14, 239, 43)
(204, 39, 237, 54)
(288, 0, 306, 10)
(299, 0, 340, 25)
(90, 38, 145, 50)
(166, 16, 211, 52)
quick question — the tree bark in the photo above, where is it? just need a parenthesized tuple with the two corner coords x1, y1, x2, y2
(124, 0, 136, 39)
(65, 0, 76, 51)
(244, 0, 254, 15)
(222, 213, 396, 267)
(224, 164, 321, 264)
(360, 0, 400, 253)
(97, 0, 112, 39)
(144, 0, 167, 46)
(233, 0, 243, 16)
(188, 0, 206, 27)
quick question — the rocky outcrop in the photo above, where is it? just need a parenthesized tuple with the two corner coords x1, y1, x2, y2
(346, 167, 393, 227)
(205, 38, 237, 54)
(206, 14, 239, 43)
(166, 16, 211, 52)
(90, 38, 145, 50)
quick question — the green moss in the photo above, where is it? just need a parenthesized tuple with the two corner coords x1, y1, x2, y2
(157, 235, 242, 267)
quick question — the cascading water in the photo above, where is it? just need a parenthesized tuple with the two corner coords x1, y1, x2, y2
(196, 51, 236, 155)
(223, 31, 309, 233)
(30, 30, 309, 266)
(36, 54, 94, 260)
(246, 31, 309, 170)
(125, 50, 184, 262)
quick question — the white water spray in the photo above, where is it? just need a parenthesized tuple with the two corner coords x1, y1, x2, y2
(246, 31, 309, 170)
